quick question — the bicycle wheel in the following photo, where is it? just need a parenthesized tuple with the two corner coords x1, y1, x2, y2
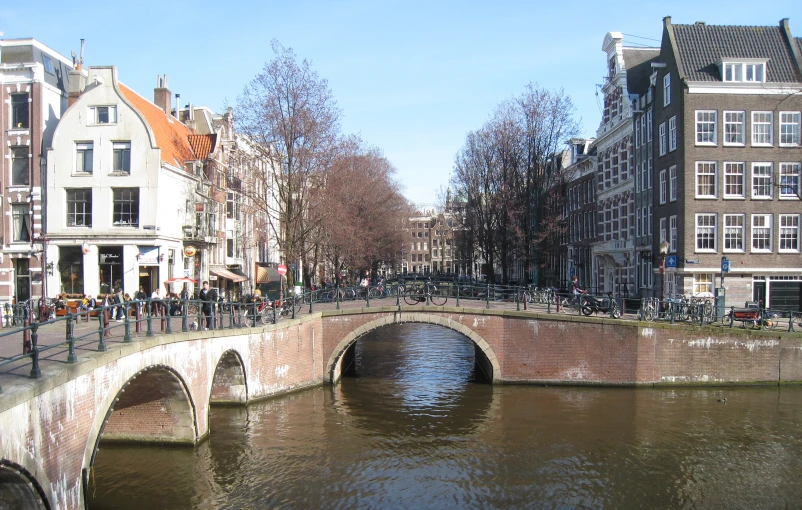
(612, 306, 622, 319)
(430, 290, 447, 306)
(368, 287, 378, 299)
(581, 304, 594, 316)
(763, 313, 779, 330)
(344, 288, 356, 300)
(404, 289, 422, 305)
(261, 307, 275, 325)
(643, 306, 655, 322)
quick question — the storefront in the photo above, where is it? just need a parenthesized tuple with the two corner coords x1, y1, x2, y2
(98, 246, 123, 294)
(58, 246, 84, 295)
(137, 245, 160, 295)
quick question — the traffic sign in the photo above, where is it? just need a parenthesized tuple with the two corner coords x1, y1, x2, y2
(277, 264, 287, 276)
(721, 257, 730, 273)
(665, 255, 677, 268)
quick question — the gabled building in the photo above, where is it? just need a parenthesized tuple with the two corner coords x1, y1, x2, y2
(45, 67, 217, 297)
(652, 17, 802, 310)
(0, 38, 73, 305)
(560, 138, 597, 289)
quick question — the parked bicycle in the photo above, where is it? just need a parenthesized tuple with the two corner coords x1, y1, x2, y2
(403, 279, 447, 306)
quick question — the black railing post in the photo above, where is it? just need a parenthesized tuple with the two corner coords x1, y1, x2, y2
(669, 301, 675, 324)
(98, 306, 108, 351)
(309, 291, 314, 314)
(29, 323, 41, 378)
(273, 301, 278, 325)
(292, 294, 297, 319)
(251, 302, 258, 327)
(366, 287, 371, 308)
(396, 284, 401, 307)
(197, 301, 203, 330)
(146, 299, 154, 337)
(228, 304, 235, 329)
(124, 304, 132, 342)
(609, 296, 615, 319)
(66, 314, 78, 363)
(456, 284, 460, 307)
(486, 283, 490, 309)
(165, 301, 173, 334)
(182, 299, 188, 332)
(336, 282, 341, 310)
(516, 288, 520, 311)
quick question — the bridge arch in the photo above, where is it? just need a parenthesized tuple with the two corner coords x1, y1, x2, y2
(0, 460, 49, 510)
(325, 312, 500, 383)
(209, 349, 249, 405)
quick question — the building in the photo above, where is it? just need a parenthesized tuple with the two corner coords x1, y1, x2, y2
(402, 202, 464, 277)
(560, 138, 597, 290)
(0, 38, 73, 305)
(651, 17, 802, 311)
(592, 32, 660, 297)
(44, 67, 218, 297)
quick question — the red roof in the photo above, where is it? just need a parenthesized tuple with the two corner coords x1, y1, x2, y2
(188, 134, 216, 161)
(119, 83, 198, 168)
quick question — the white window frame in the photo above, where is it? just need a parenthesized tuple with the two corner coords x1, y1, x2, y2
(751, 111, 773, 146)
(779, 163, 800, 199)
(695, 110, 717, 145)
(636, 208, 641, 237)
(723, 214, 745, 252)
(695, 162, 717, 199)
(660, 217, 667, 246)
(693, 274, 714, 297)
(723, 111, 745, 146)
(75, 142, 93, 174)
(669, 165, 677, 202)
(751, 214, 772, 253)
(751, 163, 773, 199)
(648, 205, 653, 235)
(658, 122, 666, 156)
(669, 215, 677, 253)
(663, 73, 671, 106)
(779, 214, 800, 253)
(648, 159, 653, 189)
(668, 116, 677, 151)
(695, 213, 717, 253)
(659, 169, 667, 204)
(723, 162, 745, 199)
(647, 110, 653, 142)
(779, 112, 801, 147)
(89, 105, 118, 125)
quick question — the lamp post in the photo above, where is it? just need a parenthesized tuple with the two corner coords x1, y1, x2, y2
(658, 240, 670, 300)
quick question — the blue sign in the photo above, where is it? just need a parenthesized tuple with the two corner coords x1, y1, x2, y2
(721, 258, 731, 273)
(665, 255, 677, 268)
(569, 265, 575, 278)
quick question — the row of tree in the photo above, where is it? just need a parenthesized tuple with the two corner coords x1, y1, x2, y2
(236, 41, 409, 287)
(450, 84, 579, 284)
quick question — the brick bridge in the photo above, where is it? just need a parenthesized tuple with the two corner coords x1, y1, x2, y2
(1, 305, 801, 509)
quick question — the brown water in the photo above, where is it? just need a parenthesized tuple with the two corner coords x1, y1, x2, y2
(89, 324, 802, 509)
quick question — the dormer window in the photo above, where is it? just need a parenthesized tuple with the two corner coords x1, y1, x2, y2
(722, 61, 766, 83)
(89, 105, 117, 124)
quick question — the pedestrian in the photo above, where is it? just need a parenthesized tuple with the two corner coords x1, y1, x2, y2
(151, 287, 163, 316)
(115, 287, 126, 321)
(199, 281, 216, 330)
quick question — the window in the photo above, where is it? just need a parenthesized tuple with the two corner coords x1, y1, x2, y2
(695, 110, 717, 145)
(779, 215, 800, 252)
(663, 73, 671, 106)
(41, 54, 54, 74)
(724, 162, 745, 198)
(113, 188, 139, 227)
(636, 208, 641, 237)
(648, 159, 653, 189)
(648, 205, 653, 235)
(659, 170, 667, 204)
(723, 111, 745, 145)
(112, 142, 131, 173)
(658, 123, 666, 156)
(669, 215, 677, 252)
(11, 147, 30, 186)
(669, 165, 677, 202)
(780, 112, 801, 146)
(696, 214, 717, 252)
(751, 214, 772, 252)
(11, 204, 31, 242)
(695, 162, 717, 198)
(693, 274, 714, 296)
(76, 142, 93, 174)
(751, 112, 773, 146)
(660, 217, 667, 245)
(90, 105, 117, 124)
(723, 214, 744, 252)
(668, 116, 677, 151)
(11, 93, 29, 129)
(723, 62, 765, 82)
(780, 163, 800, 199)
(647, 110, 653, 141)
(66, 189, 92, 227)
(752, 163, 773, 199)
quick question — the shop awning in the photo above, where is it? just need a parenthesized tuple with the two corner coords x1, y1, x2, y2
(229, 266, 249, 279)
(210, 266, 248, 283)
(256, 265, 282, 284)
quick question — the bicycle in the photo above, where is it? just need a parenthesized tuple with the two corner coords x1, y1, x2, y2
(403, 279, 447, 306)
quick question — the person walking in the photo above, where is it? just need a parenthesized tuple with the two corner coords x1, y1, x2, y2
(199, 281, 216, 330)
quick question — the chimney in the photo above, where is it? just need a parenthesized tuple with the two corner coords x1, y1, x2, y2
(174, 93, 180, 119)
(68, 39, 87, 107)
(184, 103, 196, 130)
(154, 75, 171, 114)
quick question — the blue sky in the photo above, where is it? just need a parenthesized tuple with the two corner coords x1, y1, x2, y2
(2, 1, 800, 205)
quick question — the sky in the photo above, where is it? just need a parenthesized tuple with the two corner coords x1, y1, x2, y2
(2, 1, 800, 206)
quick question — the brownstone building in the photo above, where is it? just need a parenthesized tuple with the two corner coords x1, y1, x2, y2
(651, 17, 802, 310)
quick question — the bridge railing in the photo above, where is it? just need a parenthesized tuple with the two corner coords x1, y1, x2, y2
(3, 285, 801, 394)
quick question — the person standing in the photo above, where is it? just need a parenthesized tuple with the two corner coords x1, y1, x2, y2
(199, 281, 215, 330)
(151, 287, 163, 316)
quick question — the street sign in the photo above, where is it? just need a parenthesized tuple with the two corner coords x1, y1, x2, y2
(721, 257, 730, 273)
(277, 264, 287, 276)
(665, 255, 677, 268)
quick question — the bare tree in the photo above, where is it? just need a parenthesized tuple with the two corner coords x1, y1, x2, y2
(236, 40, 341, 287)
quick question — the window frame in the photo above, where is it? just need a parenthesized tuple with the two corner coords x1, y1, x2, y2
(695, 110, 717, 146)
(751, 214, 772, 253)
(723, 162, 745, 199)
(751, 163, 773, 199)
(751, 111, 773, 146)
(695, 162, 717, 199)
(669, 215, 677, 253)
(663, 73, 671, 106)
(779, 112, 801, 147)
(11, 203, 31, 243)
(11, 146, 30, 186)
(89, 105, 118, 125)
(693, 274, 714, 297)
(66, 188, 93, 227)
(668, 116, 677, 151)
(112, 188, 140, 227)
(695, 213, 717, 253)
(112, 141, 131, 174)
(779, 214, 800, 253)
(659, 169, 667, 204)
(723, 111, 745, 146)
(669, 165, 677, 202)
(75, 142, 93, 174)
(658, 122, 666, 156)
(10, 93, 30, 129)
(779, 163, 800, 199)
(723, 214, 745, 252)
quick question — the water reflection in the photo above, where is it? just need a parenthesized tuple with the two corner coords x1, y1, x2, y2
(87, 324, 802, 509)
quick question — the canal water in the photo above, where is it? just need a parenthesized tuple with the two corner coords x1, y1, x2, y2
(89, 324, 802, 509)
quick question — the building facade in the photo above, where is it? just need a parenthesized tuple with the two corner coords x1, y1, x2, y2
(652, 17, 802, 311)
(560, 138, 597, 290)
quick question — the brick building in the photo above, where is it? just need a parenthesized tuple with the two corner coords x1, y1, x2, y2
(651, 17, 802, 311)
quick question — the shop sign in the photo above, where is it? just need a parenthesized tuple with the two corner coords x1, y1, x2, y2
(184, 245, 197, 257)
(138, 246, 159, 265)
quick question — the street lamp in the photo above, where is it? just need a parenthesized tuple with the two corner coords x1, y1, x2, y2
(659, 239, 670, 300)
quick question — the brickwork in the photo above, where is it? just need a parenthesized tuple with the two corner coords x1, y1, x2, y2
(1, 309, 801, 509)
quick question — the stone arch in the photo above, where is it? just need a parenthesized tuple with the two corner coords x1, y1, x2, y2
(0, 460, 49, 510)
(209, 349, 248, 405)
(325, 312, 500, 384)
